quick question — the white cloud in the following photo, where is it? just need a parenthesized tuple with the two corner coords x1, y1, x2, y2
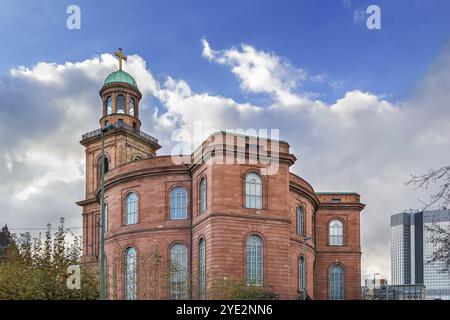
(2, 40, 450, 283)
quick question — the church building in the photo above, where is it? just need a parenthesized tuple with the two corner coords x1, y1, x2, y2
(77, 50, 365, 300)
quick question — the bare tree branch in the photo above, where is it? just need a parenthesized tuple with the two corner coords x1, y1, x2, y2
(406, 166, 450, 210)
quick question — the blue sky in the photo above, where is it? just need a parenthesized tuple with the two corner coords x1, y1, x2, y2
(1, 0, 450, 281)
(1, 0, 449, 104)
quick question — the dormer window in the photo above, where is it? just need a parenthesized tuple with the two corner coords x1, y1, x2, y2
(117, 94, 125, 114)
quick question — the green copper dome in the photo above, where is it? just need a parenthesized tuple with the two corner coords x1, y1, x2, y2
(104, 70, 137, 88)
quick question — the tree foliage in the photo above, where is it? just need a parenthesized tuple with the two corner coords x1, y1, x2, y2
(0, 218, 98, 300)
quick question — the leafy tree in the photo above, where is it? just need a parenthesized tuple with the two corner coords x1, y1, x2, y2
(0, 218, 98, 300)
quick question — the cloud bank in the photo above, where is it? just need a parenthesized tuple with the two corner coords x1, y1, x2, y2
(1, 39, 450, 281)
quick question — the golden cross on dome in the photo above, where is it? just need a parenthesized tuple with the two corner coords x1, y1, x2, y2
(114, 48, 128, 70)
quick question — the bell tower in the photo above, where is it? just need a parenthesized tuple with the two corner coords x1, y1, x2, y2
(99, 49, 142, 130)
(77, 48, 161, 263)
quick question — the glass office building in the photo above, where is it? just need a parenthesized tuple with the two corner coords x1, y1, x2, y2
(390, 209, 450, 300)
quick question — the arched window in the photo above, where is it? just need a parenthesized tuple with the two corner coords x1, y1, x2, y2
(199, 177, 207, 214)
(246, 234, 263, 286)
(170, 244, 188, 299)
(298, 256, 306, 292)
(129, 97, 135, 116)
(106, 96, 112, 115)
(245, 173, 262, 209)
(117, 94, 125, 114)
(297, 206, 305, 236)
(170, 187, 187, 220)
(199, 238, 206, 300)
(329, 264, 345, 300)
(124, 247, 137, 300)
(329, 219, 344, 246)
(125, 192, 138, 225)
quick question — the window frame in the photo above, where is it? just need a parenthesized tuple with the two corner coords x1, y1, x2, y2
(170, 186, 188, 220)
(106, 95, 113, 115)
(116, 94, 125, 114)
(296, 205, 305, 236)
(124, 191, 139, 225)
(124, 246, 137, 300)
(328, 219, 344, 246)
(329, 264, 345, 300)
(198, 237, 206, 300)
(245, 234, 264, 286)
(199, 177, 207, 214)
(129, 96, 135, 116)
(170, 243, 189, 300)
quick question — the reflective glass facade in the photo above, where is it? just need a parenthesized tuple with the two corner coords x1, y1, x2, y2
(423, 210, 450, 300)
(390, 209, 450, 300)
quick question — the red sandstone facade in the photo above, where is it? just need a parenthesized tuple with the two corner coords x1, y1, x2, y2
(78, 67, 365, 300)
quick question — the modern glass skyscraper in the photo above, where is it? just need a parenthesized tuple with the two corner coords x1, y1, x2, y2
(390, 209, 450, 300)
(423, 210, 450, 300)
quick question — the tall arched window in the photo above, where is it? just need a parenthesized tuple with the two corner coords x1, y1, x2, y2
(329, 264, 344, 300)
(170, 244, 188, 300)
(170, 187, 187, 220)
(245, 173, 262, 209)
(329, 219, 344, 246)
(124, 247, 137, 300)
(117, 94, 125, 114)
(297, 206, 305, 236)
(199, 238, 206, 300)
(298, 256, 306, 292)
(246, 234, 263, 286)
(129, 97, 135, 116)
(199, 177, 207, 214)
(125, 192, 138, 225)
(106, 96, 112, 115)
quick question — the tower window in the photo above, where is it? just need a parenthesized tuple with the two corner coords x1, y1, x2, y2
(125, 192, 138, 225)
(297, 206, 305, 236)
(130, 97, 135, 116)
(97, 156, 109, 185)
(106, 96, 112, 115)
(329, 219, 344, 246)
(117, 94, 125, 114)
